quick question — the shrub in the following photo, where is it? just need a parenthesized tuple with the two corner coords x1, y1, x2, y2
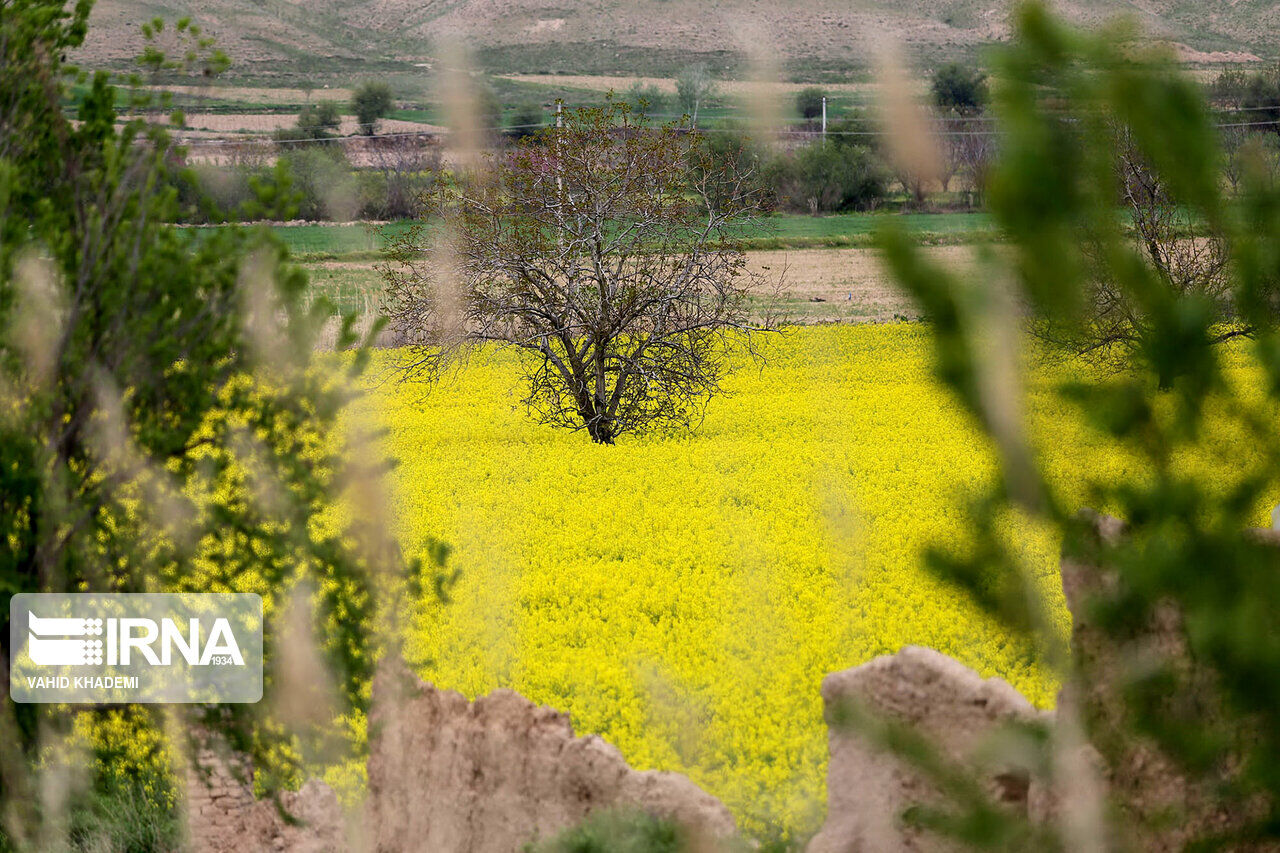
(524, 809, 685, 853)
(352, 80, 393, 135)
(281, 147, 361, 221)
(507, 99, 545, 141)
(930, 62, 988, 116)
(625, 82, 667, 116)
(764, 142, 887, 213)
(476, 81, 504, 137)
(359, 141, 440, 219)
(67, 778, 181, 853)
(296, 100, 342, 138)
(0, 6, 386, 837)
(63, 709, 181, 853)
(795, 86, 825, 120)
(239, 159, 303, 221)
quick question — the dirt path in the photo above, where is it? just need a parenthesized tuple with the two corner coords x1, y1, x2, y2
(302, 246, 983, 324)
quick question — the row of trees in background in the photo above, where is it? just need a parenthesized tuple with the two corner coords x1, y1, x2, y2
(176, 60, 992, 224)
(170, 133, 895, 225)
(169, 57, 1280, 225)
(152, 47, 1001, 222)
(176, 141, 440, 222)
(149, 36, 1280, 226)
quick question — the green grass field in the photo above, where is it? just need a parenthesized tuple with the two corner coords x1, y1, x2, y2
(758, 211, 992, 241)
(202, 212, 992, 261)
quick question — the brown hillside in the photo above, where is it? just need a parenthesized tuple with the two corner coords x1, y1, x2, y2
(75, 0, 1273, 79)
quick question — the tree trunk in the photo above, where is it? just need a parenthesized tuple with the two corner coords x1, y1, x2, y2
(587, 421, 615, 444)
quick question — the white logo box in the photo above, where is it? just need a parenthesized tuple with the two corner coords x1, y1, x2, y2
(10, 593, 262, 703)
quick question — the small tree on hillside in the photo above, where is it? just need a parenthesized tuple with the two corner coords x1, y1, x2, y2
(352, 80, 394, 135)
(382, 100, 780, 444)
(930, 62, 987, 116)
(796, 86, 826, 121)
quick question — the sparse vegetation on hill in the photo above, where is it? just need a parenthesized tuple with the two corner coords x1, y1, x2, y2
(77, 0, 1280, 82)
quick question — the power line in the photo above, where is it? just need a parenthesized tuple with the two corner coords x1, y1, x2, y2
(173, 116, 1280, 148)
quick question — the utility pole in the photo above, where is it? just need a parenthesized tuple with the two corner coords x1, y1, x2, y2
(555, 100, 565, 254)
(555, 100, 564, 202)
(821, 96, 827, 140)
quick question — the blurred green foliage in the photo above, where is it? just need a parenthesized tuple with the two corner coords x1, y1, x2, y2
(878, 2, 1280, 848)
(0, 1, 398, 848)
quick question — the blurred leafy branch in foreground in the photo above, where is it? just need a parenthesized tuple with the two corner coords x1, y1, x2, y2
(876, 3, 1280, 849)
(0, 1, 443, 849)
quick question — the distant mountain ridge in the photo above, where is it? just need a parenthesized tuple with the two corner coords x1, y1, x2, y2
(75, 0, 1276, 80)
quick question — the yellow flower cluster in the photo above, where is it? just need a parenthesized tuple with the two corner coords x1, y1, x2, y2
(72, 707, 177, 809)
(360, 324, 1272, 840)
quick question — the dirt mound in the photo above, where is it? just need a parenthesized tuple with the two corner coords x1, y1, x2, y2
(1051, 510, 1262, 849)
(185, 659, 735, 852)
(807, 645, 1041, 852)
(364, 660, 737, 851)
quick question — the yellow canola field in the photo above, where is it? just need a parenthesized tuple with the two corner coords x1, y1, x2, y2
(361, 323, 1266, 841)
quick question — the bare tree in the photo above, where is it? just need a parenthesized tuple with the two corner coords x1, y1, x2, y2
(895, 165, 931, 206)
(951, 118, 995, 207)
(364, 136, 441, 219)
(1220, 122, 1250, 194)
(937, 119, 963, 195)
(1032, 129, 1240, 374)
(382, 100, 780, 444)
(1218, 124, 1280, 196)
(931, 114, 962, 194)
